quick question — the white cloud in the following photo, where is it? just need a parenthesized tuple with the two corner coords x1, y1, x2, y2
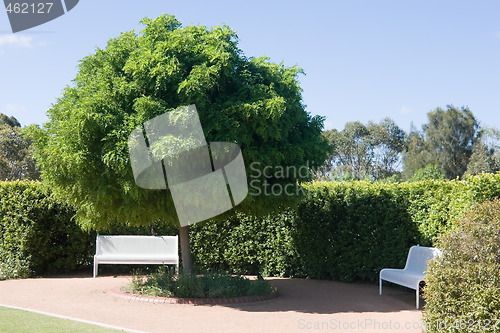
(4, 104, 26, 114)
(0, 35, 32, 47)
(400, 106, 413, 115)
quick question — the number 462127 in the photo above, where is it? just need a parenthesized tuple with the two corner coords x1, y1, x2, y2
(5, 2, 53, 14)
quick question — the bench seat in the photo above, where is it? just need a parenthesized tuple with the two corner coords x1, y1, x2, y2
(93, 235, 179, 278)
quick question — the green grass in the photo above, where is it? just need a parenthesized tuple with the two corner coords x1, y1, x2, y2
(0, 306, 123, 332)
(126, 267, 275, 298)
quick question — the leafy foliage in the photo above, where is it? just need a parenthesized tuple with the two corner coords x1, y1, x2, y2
(0, 181, 92, 279)
(410, 164, 446, 182)
(28, 14, 328, 231)
(190, 211, 302, 277)
(127, 267, 273, 298)
(190, 174, 500, 281)
(0, 114, 39, 181)
(404, 106, 481, 179)
(322, 118, 405, 181)
(424, 200, 500, 333)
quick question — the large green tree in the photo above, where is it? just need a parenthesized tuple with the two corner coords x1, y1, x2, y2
(29, 15, 328, 272)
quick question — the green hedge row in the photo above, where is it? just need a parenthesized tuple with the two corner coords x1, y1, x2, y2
(190, 173, 500, 282)
(190, 211, 304, 277)
(0, 181, 92, 279)
(3, 174, 500, 281)
(0, 181, 178, 279)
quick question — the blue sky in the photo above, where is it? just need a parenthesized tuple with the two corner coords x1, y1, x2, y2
(1, 0, 500, 131)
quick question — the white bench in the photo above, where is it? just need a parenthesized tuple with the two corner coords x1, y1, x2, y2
(93, 235, 179, 278)
(379, 245, 441, 309)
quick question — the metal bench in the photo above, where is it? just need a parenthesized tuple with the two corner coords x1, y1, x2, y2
(93, 235, 179, 278)
(379, 245, 442, 309)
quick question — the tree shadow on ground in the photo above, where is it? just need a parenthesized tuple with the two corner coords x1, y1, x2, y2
(224, 278, 423, 314)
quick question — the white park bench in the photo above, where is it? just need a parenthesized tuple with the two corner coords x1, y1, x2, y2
(379, 245, 442, 309)
(93, 235, 179, 278)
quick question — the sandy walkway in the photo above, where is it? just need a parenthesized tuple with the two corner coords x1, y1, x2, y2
(0, 274, 423, 332)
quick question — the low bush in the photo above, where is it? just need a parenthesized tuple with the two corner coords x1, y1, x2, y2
(423, 200, 500, 333)
(126, 267, 274, 298)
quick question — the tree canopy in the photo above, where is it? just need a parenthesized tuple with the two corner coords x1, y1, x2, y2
(0, 113, 39, 181)
(28, 15, 328, 231)
(322, 118, 405, 180)
(403, 105, 481, 179)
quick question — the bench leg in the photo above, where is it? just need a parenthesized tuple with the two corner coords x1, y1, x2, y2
(93, 258, 98, 278)
(379, 277, 382, 295)
(416, 288, 419, 309)
(175, 262, 179, 275)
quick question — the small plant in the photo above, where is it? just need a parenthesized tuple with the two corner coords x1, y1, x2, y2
(125, 267, 274, 298)
(423, 200, 500, 333)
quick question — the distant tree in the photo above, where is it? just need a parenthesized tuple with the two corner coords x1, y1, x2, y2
(403, 106, 481, 180)
(28, 15, 328, 273)
(0, 114, 39, 180)
(424, 105, 480, 179)
(369, 118, 406, 179)
(409, 164, 445, 182)
(402, 125, 434, 180)
(465, 127, 500, 176)
(465, 144, 497, 176)
(0, 114, 21, 128)
(322, 118, 405, 180)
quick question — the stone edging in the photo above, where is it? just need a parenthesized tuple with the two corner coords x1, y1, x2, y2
(108, 286, 279, 305)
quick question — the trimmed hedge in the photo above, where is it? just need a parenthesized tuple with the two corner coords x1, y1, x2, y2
(293, 181, 417, 281)
(0, 181, 92, 279)
(3, 174, 500, 281)
(423, 200, 500, 333)
(190, 174, 500, 282)
(0, 181, 178, 279)
(190, 211, 303, 277)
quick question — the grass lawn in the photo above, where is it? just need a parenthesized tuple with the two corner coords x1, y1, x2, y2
(0, 306, 123, 332)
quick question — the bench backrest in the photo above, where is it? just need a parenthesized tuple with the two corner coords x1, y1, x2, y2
(404, 245, 441, 274)
(96, 235, 178, 256)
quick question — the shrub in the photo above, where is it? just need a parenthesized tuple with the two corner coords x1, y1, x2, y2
(126, 267, 274, 298)
(423, 200, 500, 333)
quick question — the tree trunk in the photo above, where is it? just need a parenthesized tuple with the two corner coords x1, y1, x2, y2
(179, 225, 192, 274)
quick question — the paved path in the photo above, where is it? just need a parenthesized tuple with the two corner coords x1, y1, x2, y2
(0, 275, 423, 332)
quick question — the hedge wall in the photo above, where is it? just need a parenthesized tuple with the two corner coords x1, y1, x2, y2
(3, 174, 500, 281)
(190, 174, 500, 282)
(0, 181, 177, 279)
(0, 181, 92, 279)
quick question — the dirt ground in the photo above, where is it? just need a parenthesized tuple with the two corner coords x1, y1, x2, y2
(0, 274, 424, 333)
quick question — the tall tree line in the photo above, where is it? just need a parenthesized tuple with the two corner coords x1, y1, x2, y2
(322, 105, 500, 181)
